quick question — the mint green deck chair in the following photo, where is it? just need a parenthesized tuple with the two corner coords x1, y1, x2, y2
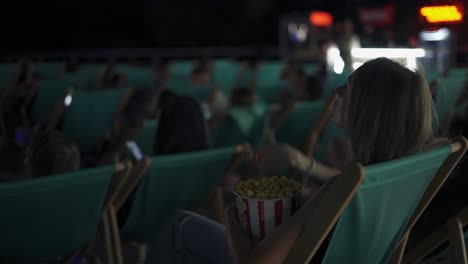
(30, 77, 77, 123)
(274, 101, 325, 151)
(170, 82, 213, 102)
(324, 71, 351, 98)
(62, 88, 132, 153)
(135, 119, 158, 156)
(315, 121, 345, 162)
(35, 62, 63, 78)
(169, 60, 194, 79)
(124, 67, 156, 90)
(403, 205, 468, 264)
(213, 104, 269, 147)
(212, 60, 241, 95)
(285, 138, 467, 264)
(120, 146, 241, 242)
(304, 63, 318, 75)
(0, 165, 116, 263)
(435, 75, 466, 127)
(256, 61, 284, 89)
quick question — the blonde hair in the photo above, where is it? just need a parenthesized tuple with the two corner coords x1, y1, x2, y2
(343, 58, 436, 165)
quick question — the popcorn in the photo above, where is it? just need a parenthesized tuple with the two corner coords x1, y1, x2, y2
(235, 176, 302, 199)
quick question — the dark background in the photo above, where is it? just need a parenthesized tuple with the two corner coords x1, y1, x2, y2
(0, 0, 465, 50)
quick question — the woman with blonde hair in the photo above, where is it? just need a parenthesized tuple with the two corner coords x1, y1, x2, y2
(145, 58, 439, 264)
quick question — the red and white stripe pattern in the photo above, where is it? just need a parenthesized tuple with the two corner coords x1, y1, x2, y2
(236, 195, 301, 241)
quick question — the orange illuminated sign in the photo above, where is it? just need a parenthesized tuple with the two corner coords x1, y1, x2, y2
(420, 5, 464, 24)
(309, 11, 333, 27)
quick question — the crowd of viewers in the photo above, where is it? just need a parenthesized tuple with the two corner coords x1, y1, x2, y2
(0, 56, 467, 263)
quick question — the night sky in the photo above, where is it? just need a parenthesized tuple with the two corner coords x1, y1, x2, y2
(0, 0, 462, 50)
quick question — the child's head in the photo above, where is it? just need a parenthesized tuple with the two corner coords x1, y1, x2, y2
(25, 130, 80, 177)
(333, 58, 435, 165)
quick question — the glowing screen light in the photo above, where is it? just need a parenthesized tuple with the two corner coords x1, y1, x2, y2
(309, 11, 333, 27)
(64, 95, 72, 106)
(420, 5, 463, 24)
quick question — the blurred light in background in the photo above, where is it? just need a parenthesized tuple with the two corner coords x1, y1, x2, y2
(309, 11, 333, 27)
(419, 28, 451, 42)
(64, 95, 72, 106)
(327, 46, 345, 74)
(351, 48, 426, 70)
(419, 5, 464, 24)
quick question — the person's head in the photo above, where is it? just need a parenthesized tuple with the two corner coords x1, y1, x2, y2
(25, 130, 80, 177)
(191, 61, 212, 86)
(230, 87, 256, 107)
(155, 95, 211, 155)
(333, 58, 435, 165)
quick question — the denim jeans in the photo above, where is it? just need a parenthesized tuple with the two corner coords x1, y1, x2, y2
(145, 210, 232, 264)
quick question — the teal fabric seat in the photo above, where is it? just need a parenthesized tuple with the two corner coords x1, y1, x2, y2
(120, 146, 238, 241)
(257, 82, 291, 103)
(0, 165, 114, 263)
(324, 71, 351, 98)
(212, 60, 241, 95)
(214, 104, 269, 147)
(169, 81, 213, 102)
(63, 89, 129, 153)
(123, 67, 156, 90)
(168, 60, 194, 81)
(315, 121, 345, 162)
(30, 77, 77, 123)
(35, 62, 63, 78)
(435, 75, 466, 125)
(275, 101, 325, 150)
(256, 61, 284, 89)
(322, 144, 453, 264)
(135, 119, 158, 156)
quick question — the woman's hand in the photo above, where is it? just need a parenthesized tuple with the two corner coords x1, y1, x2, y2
(255, 144, 312, 173)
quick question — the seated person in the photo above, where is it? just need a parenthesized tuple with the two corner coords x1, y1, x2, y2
(145, 58, 441, 264)
(24, 130, 80, 178)
(154, 90, 212, 155)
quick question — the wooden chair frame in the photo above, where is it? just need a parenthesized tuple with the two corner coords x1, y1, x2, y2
(284, 163, 366, 263)
(100, 157, 151, 264)
(403, 205, 468, 264)
(389, 137, 467, 264)
(284, 137, 467, 264)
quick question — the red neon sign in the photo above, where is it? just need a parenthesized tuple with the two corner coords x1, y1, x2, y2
(420, 5, 464, 24)
(309, 11, 333, 27)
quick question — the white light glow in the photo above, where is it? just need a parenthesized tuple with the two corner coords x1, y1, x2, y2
(333, 56, 345, 74)
(64, 95, 72, 106)
(351, 48, 426, 59)
(353, 62, 364, 70)
(407, 57, 417, 71)
(419, 28, 450, 42)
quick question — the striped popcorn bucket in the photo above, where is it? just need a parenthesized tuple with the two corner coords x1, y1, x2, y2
(234, 191, 301, 241)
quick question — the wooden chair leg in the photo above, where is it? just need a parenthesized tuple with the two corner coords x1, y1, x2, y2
(108, 206, 124, 264)
(102, 213, 114, 264)
(388, 234, 409, 264)
(448, 217, 468, 264)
